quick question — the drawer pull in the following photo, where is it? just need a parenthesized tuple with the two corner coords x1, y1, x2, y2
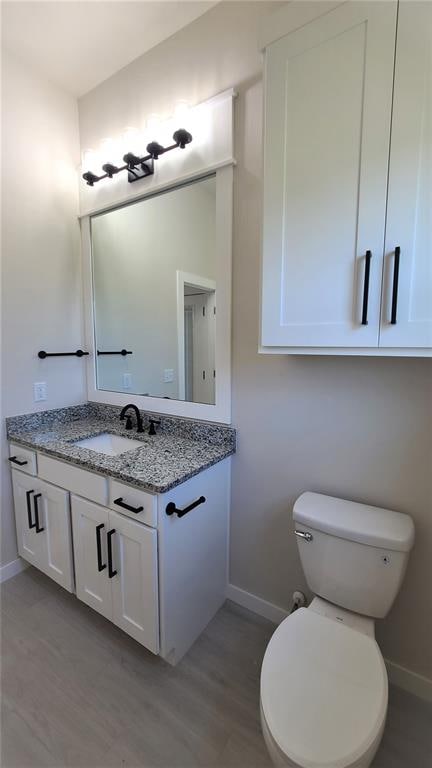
(390, 246, 400, 324)
(26, 490, 35, 529)
(166, 495, 206, 519)
(107, 529, 117, 578)
(96, 523, 106, 572)
(33, 493, 44, 533)
(361, 250, 372, 326)
(9, 456, 28, 466)
(113, 497, 144, 514)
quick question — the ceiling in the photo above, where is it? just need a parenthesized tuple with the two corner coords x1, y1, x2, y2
(1, 1, 218, 97)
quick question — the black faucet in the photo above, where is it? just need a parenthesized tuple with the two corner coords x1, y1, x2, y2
(120, 404, 144, 433)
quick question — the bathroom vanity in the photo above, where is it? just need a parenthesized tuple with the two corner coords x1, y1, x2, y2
(7, 404, 235, 665)
(6, 91, 236, 665)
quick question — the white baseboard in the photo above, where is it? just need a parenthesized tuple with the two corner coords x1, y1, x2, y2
(0, 557, 28, 584)
(226, 582, 432, 703)
(385, 659, 432, 703)
(226, 583, 289, 625)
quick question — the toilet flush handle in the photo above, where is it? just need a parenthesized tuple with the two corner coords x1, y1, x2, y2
(294, 530, 313, 542)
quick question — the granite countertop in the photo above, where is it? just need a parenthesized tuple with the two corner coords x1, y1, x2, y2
(6, 403, 236, 494)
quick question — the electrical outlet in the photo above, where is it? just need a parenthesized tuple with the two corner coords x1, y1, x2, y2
(163, 368, 174, 383)
(33, 382, 47, 402)
(123, 373, 132, 389)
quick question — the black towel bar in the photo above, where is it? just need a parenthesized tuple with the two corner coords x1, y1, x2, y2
(166, 496, 206, 519)
(38, 350, 89, 359)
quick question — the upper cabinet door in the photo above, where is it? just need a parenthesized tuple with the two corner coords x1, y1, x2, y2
(379, 1, 432, 349)
(261, 1, 397, 348)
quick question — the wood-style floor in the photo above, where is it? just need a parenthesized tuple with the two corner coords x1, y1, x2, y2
(1, 567, 431, 767)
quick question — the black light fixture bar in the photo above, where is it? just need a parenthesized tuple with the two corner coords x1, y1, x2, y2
(82, 128, 193, 186)
(97, 349, 133, 356)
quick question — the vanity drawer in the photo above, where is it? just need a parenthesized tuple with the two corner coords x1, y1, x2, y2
(38, 454, 108, 506)
(109, 480, 157, 527)
(9, 443, 37, 476)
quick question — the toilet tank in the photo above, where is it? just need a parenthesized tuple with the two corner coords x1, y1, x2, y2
(293, 492, 415, 618)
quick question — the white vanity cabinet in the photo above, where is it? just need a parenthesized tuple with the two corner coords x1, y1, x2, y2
(12, 469, 74, 592)
(261, 0, 432, 355)
(10, 449, 230, 664)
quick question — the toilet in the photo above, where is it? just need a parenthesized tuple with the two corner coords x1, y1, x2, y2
(260, 492, 415, 768)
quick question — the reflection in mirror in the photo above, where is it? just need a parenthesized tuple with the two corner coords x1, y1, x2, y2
(92, 175, 216, 404)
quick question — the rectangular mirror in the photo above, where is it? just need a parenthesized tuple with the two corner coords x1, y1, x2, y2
(91, 175, 216, 405)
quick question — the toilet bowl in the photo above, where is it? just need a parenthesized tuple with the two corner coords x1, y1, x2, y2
(260, 492, 415, 768)
(260, 603, 387, 768)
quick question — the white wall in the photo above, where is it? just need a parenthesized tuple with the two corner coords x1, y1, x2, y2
(92, 177, 215, 398)
(1, 51, 85, 567)
(78, 1, 432, 680)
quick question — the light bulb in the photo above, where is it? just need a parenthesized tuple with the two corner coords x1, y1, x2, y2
(100, 137, 122, 166)
(174, 101, 190, 125)
(122, 127, 142, 157)
(82, 149, 98, 173)
(146, 114, 161, 140)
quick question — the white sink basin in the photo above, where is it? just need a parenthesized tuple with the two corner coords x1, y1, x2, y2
(73, 433, 143, 456)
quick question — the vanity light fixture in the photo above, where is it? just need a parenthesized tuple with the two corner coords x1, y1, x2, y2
(82, 128, 193, 186)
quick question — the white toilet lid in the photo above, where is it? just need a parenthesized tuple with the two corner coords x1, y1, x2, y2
(260, 608, 387, 768)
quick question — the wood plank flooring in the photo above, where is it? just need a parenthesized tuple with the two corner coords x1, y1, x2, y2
(1, 567, 431, 767)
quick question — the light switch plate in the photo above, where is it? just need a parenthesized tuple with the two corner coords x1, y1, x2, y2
(33, 382, 47, 402)
(163, 368, 174, 383)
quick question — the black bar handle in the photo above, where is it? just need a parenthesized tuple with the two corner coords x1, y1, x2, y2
(390, 246, 400, 324)
(8, 456, 28, 466)
(96, 523, 106, 572)
(97, 349, 133, 356)
(113, 497, 144, 514)
(26, 490, 35, 529)
(33, 493, 44, 533)
(361, 250, 372, 325)
(107, 529, 117, 578)
(166, 495, 206, 519)
(38, 349, 89, 359)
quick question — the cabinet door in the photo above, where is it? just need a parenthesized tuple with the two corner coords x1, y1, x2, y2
(109, 509, 159, 654)
(379, 1, 432, 348)
(261, 1, 397, 348)
(12, 470, 45, 570)
(37, 479, 74, 592)
(71, 496, 112, 621)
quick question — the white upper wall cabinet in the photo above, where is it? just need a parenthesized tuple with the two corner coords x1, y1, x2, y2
(379, 1, 432, 348)
(261, 1, 432, 355)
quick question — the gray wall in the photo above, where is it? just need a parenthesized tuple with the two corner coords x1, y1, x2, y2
(78, 0, 432, 679)
(1, 51, 85, 568)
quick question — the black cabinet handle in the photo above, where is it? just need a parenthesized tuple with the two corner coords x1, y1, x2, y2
(166, 496, 206, 518)
(390, 246, 400, 324)
(33, 493, 44, 533)
(26, 489, 35, 529)
(113, 497, 143, 514)
(361, 250, 372, 325)
(107, 529, 117, 578)
(9, 456, 28, 466)
(96, 523, 106, 572)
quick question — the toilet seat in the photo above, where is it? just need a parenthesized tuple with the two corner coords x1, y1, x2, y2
(260, 608, 388, 768)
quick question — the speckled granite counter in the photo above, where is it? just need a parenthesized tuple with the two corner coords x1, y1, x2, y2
(6, 403, 236, 493)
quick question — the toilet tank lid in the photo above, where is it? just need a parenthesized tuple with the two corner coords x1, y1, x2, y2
(293, 492, 415, 552)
